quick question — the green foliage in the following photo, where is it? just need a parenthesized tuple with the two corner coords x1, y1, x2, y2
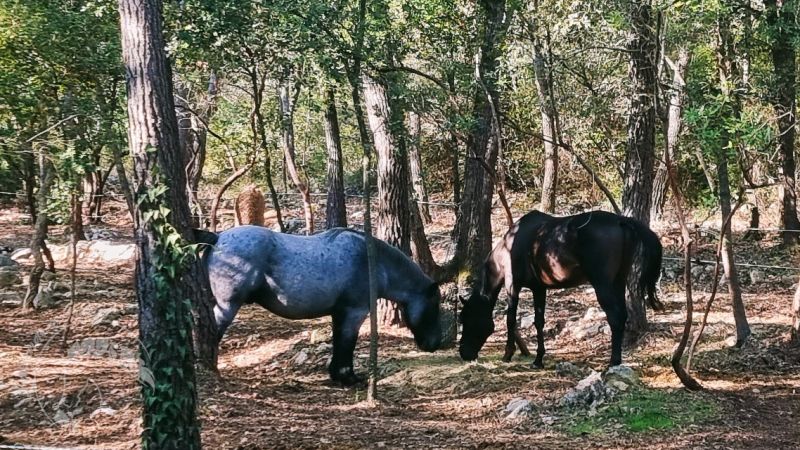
(136, 167, 200, 449)
(564, 388, 717, 436)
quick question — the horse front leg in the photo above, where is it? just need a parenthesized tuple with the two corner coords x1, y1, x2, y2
(532, 286, 547, 369)
(502, 291, 520, 362)
(329, 307, 367, 386)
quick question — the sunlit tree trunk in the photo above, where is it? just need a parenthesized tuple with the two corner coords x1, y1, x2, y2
(278, 79, 314, 234)
(407, 111, 431, 223)
(765, 0, 800, 245)
(363, 73, 410, 327)
(622, 0, 658, 334)
(23, 150, 54, 311)
(324, 87, 347, 229)
(118, 0, 216, 445)
(530, 1, 559, 213)
(652, 48, 690, 220)
(715, 14, 750, 346)
(452, 0, 509, 289)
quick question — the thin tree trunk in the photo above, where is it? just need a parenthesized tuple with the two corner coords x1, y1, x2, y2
(792, 278, 800, 343)
(71, 179, 86, 241)
(324, 87, 347, 229)
(278, 80, 314, 234)
(452, 0, 510, 289)
(112, 141, 135, 222)
(530, 3, 559, 213)
(118, 0, 214, 446)
(209, 159, 256, 232)
(407, 111, 431, 223)
(448, 132, 461, 205)
(23, 151, 54, 311)
(765, 0, 800, 245)
(715, 15, 751, 346)
(622, 0, 659, 335)
(363, 73, 410, 327)
(248, 68, 285, 232)
(652, 48, 690, 220)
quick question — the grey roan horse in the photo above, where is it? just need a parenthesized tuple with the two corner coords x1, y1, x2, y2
(196, 226, 442, 385)
(459, 210, 663, 368)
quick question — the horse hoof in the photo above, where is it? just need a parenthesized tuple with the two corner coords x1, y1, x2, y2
(502, 353, 513, 363)
(336, 373, 366, 387)
(531, 361, 544, 369)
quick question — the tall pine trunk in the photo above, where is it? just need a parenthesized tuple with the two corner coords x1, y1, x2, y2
(324, 87, 347, 229)
(651, 49, 690, 220)
(452, 0, 509, 290)
(622, 0, 658, 335)
(766, 0, 800, 245)
(362, 73, 410, 327)
(118, 1, 217, 446)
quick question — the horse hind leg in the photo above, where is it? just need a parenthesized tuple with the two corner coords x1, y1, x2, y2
(531, 286, 547, 369)
(594, 281, 627, 367)
(329, 306, 368, 386)
(502, 290, 521, 362)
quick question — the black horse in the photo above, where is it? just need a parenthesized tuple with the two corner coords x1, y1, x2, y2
(459, 210, 663, 367)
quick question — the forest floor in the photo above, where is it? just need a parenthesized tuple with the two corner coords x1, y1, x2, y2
(1, 197, 799, 449)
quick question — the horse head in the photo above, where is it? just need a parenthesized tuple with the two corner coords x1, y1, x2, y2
(403, 282, 442, 352)
(458, 291, 495, 361)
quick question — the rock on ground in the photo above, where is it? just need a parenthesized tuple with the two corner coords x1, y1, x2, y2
(504, 397, 532, 420)
(0, 267, 19, 288)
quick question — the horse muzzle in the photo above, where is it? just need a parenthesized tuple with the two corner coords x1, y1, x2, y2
(458, 345, 479, 361)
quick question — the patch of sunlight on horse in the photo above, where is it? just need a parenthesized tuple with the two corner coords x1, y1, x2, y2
(220, 336, 299, 369)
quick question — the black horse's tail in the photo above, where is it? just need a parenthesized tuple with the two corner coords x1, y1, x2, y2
(622, 218, 664, 311)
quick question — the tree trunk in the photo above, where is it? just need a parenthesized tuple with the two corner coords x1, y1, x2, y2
(622, 0, 658, 335)
(248, 68, 285, 232)
(118, 0, 216, 446)
(652, 48, 690, 220)
(448, 132, 461, 205)
(22, 152, 54, 311)
(176, 71, 217, 227)
(715, 14, 751, 346)
(209, 159, 256, 232)
(278, 80, 314, 234)
(324, 87, 347, 229)
(111, 141, 135, 223)
(363, 73, 410, 327)
(407, 111, 431, 223)
(792, 277, 800, 343)
(452, 0, 509, 290)
(71, 179, 86, 241)
(530, 12, 559, 213)
(765, 0, 800, 245)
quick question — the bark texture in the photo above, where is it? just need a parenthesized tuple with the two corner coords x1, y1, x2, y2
(278, 80, 314, 234)
(118, 0, 216, 446)
(324, 87, 347, 229)
(407, 111, 431, 223)
(622, 0, 658, 334)
(452, 0, 509, 290)
(766, 0, 800, 245)
(651, 49, 690, 220)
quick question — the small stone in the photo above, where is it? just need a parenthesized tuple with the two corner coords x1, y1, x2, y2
(606, 379, 629, 392)
(504, 397, 532, 419)
(749, 270, 765, 285)
(90, 407, 117, 418)
(725, 335, 738, 347)
(555, 362, 583, 378)
(92, 307, 122, 327)
(13, 397, 33, 408)
(33, 285, 59, 309)
(0, 267, 19, 288)
(11, 369, 29, 378)
(41, 270, 56, 282)
(111, 320, 120, 328)
(293, 350, 308, 365)
(690, 265, 705, 279)
(540, 414, 556, 425)
(0, 254, 19, 268)
(604, 365, 639, 387)
(10, 247, 32, 261)
(519, 314, 536, 329)
(53, 409, 70, 424)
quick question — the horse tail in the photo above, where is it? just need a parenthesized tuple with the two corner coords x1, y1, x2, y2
(192, 228, 219, 246)
(622, 218, 664, 311)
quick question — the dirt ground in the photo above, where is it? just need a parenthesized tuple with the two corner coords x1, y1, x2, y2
(1, 198, 799, 449)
